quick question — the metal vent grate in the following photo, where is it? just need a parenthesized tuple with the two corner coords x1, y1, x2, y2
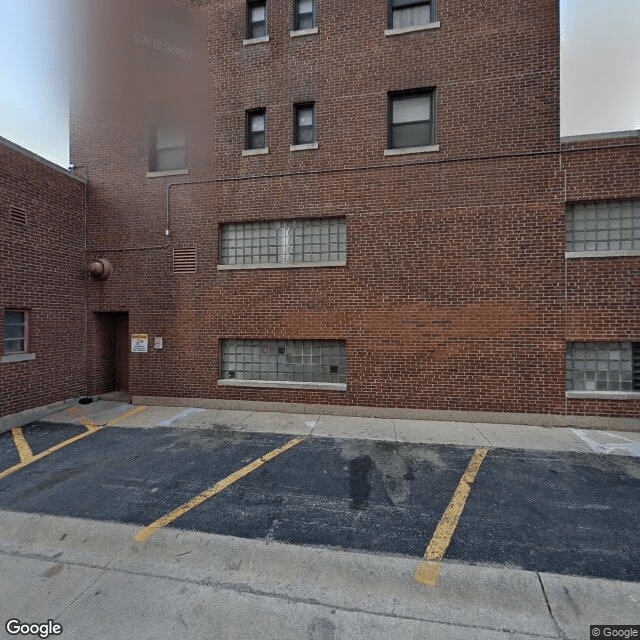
(634, 343, 640, 391)
(9, 206, 27, 225)
(173, 247, 197, 273)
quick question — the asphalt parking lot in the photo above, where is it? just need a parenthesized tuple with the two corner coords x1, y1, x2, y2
(1, 408, 639, 583)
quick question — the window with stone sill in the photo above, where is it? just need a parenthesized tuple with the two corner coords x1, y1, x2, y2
(566, 342, 640, 392)
(221, 339, 346, 384)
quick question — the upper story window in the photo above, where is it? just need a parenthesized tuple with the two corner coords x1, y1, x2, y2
(389, 0, 433, 29)
(294, 0, 315, 30)
(150, 125, 186, 173)
(566, 199, 640, 256)
(4, 310, 27, 355)
(388, 89, 434, 149)
(294, 103, 315, 145)
(246, 109, 267, 150)
(247, 0, 267, 39)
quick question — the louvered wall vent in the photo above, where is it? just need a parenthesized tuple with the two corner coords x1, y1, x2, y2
(174, 247, 197, 273)
(9, 206, 27, 225)
(633, 343, 640, 391)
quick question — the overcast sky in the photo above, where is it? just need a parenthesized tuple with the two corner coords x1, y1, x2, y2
(0, 0, 639, 169)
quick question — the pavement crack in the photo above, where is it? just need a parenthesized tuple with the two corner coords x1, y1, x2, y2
(307, 416, 321, 437)
(537, 572, 569, 640)
(53, 560, 113, 620)
(470, 425, 494, 447)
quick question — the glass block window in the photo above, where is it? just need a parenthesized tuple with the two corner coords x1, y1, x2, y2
(4, 310, 27, 354)
(566, 200, 640, 252)
(220, 217, 346, 266)
(566, 342, 639, 392)
(221, 340, 346, 384)
(295, 0, 315, 30)
(390, 0, 432, 29)
(389, 90, 434, 149)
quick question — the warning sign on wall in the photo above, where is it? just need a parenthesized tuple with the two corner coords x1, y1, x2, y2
(131, 334, 149, 353)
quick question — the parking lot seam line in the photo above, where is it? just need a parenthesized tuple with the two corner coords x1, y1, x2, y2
(67, 406, 99, 432)
(106, 405, 148, 426)
(0, 428, 105, 481)
(11, 427, 34, 463)
(134, 436, 304, 542)
(416, 447, 489, 586)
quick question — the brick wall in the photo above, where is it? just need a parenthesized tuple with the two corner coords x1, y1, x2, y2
(0, 139, 87, 417)
(68, 0, 639, 418)
(562, 134, 640, 417)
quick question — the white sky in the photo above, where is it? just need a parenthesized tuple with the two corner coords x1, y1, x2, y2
(0, 0, 639, 168)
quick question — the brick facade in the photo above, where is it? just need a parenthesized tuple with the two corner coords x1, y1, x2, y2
(4, 0, 638, 421)
(0, 138, 87, 416)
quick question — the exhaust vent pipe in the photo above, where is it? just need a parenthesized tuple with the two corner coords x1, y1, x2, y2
(88, 258, 113, 281)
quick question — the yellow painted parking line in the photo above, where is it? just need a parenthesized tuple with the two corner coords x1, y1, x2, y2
(416, 447, 489, 586)
(107, 405, 148, 426)
(11, 428, 34, 463)
(135, 436, 304, 542)
(80, 418, 99, 432)
(0, 428, 104, 481)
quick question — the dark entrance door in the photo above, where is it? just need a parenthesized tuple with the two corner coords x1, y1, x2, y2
(94, 312, 129, 393)
(114, 313, 129, 391)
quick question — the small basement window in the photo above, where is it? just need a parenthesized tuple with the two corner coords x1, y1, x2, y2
(221, 339, 346, 385)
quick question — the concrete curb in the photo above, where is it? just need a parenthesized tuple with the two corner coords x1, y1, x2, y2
(0, 398, 77, 435)
(133, 395, 640, 431)
(2, 510, 636, 639)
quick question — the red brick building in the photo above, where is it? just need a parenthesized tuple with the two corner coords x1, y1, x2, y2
(0, 137, 86, 417)
(3, 0, 639, 425)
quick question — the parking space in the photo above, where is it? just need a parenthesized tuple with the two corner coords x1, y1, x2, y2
(0, 411, 639, 586)
(450, 448, 640, 582)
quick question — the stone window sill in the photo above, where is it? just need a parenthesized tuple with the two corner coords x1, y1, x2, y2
(243, 36, 270, 46)
(146, 169, 189, 178)
(290, 143, 318, 152)
(242, 148, 269, 156)
(218, 260, 346, 271)
(384, 145, 439, 156)
(219, 379, 346, 391)
(290, 27, 319, 37)
(384, 22, 440, 36)
(566, 391, 640, 400)
(1, 353, 36, 364)
(565, 250, 640, 259)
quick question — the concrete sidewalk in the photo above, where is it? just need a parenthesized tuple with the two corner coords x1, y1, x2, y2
(41, 399, 640, 456)
(1, 510, 639, 640)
